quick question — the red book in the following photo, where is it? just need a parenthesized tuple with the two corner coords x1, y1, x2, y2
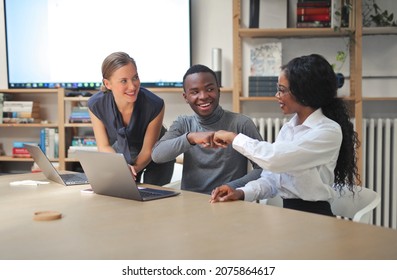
(12, 147, 30, 155)
(297, 14, 330, 22)
(297, 7, 330, 15)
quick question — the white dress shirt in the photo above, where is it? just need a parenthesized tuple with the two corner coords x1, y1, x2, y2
(233, 109, 342, 202)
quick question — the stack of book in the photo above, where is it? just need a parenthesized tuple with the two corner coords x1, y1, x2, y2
(71, 136, 97, 147)
(69, 106, 91, 123)
(296, 0, 331, 28)
(248, 76, 278, 97)
(0, 92, 13, 124)
(2, 101, 41, 124)
(12, 141, 37, 158)
(40, 128, 59, 159)
(68, 135, 97, 158)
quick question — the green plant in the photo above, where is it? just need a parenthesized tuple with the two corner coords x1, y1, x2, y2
(332, 49, 348, 72)
(363, 0, 397, 27)
(331, 2, 353, 72)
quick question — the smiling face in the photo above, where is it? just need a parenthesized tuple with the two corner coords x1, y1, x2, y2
(103, 62, 140, 104)
(276, 69, 317, 124)
(183, 72, 220, 117)
(276, 71, 303, 116)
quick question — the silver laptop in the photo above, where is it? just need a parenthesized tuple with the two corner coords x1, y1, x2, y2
(75, 150, 180, 201)
(24, 143, 89, 186)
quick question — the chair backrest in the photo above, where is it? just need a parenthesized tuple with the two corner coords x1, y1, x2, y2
(260, 186, 380, 225)
(259, 195, 283, 207)
(162, 180, 181, 190)
(331, 186, 381, 224)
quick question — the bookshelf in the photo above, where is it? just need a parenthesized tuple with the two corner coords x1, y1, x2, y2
(0, 88, 62, 173)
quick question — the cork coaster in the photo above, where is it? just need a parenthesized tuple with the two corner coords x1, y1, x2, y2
(33, 211, 62, 221)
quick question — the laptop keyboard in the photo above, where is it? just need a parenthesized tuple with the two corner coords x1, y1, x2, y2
(139, 189, 163, 198)
(139, 188, 175, 199)
(61, 173, 88, 183)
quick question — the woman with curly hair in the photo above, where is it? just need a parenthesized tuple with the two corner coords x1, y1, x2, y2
(210, 54, 360, 216)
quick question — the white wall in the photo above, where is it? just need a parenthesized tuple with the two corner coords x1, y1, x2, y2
(159, 0, 234, 127)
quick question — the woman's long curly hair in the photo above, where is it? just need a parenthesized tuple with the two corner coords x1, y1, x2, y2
(282, 54, 361, 193)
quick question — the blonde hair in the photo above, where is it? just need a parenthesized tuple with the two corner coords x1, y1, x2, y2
(101, 52, 137, 92)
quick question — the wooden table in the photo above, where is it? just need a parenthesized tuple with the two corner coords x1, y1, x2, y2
(1, 172, 397, 260)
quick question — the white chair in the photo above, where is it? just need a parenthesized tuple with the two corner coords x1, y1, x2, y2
(162, 180, 181, 190)
(258, 196, 283, 207)
(260, 186, 381, 225)
(331, 186, 381, 224)
(162, 161, 183, 190)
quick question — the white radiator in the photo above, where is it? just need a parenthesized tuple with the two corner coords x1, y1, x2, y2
(363, 118, 397, 229)
(252, 117, 397, 229)
(251, 117, 288, 142)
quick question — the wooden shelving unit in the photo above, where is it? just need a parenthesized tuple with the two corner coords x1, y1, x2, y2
(2, 87, 203, 172)
(0, 88, 63, 173)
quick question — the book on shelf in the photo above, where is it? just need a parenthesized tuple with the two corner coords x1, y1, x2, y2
(249, 0, 259, 28)
(296, 1, 331, 28)
(297, 14, 330, 22)
(40, 128, 59, 159)
(68, 145, 97, 157)
(40, 129, 46, 153)
(3, 111, 39, 118)
(331, 0, 342, 28)
(69, 111, 90, 117)
(249, 76, 278, 83)
(3, 100, 39, 110)
(250, 42, 282, 77)
(71, 106, 89, 112)
(248, 76, 278, 97)
(12, 147, 31, 158)
(68, 135, 97, 157)
(54, 130, 59, 161)
(296, 21, 331, 28)
(2, 116, 38, 124)
(297, 7, 330, 15)
(2, 101, 41, 123)
(297, 1, 331, 8)
(13, 141, 37, 148)
(69, 118, 91, 123)
(288, 0, 298, 28)
(340, 0, 350, 27)
(0, 92, 13, 124)
(248, 0, 287, 28)
(69, 106, 91, 123)
(71, 136, 97, 147)
(12, 141, 38, 158)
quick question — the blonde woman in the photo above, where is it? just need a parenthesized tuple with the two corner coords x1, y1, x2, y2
(88, 52, 174, 185)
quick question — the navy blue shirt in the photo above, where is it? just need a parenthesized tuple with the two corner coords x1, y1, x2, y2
(88, 87, 165, 164)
